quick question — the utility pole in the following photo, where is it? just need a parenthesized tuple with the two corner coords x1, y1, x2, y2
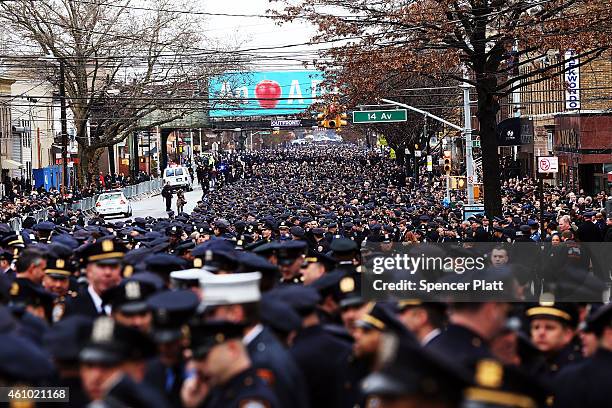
(148, 131, 151, 175)
(461, 70, 475, 205)
(59, 60, 68, 192)
(199, 128, 203, 154)
(189, 129, 194, 165)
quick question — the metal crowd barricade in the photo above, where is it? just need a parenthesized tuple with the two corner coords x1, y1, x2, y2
(9, 217, 22, 232)
(8, 207, 49, 233)
(7, 178, 162, 232)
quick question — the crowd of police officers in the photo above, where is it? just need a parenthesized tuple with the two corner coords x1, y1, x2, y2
(0, 145, 611, 407)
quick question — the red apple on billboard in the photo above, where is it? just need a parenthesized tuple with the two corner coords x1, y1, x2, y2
(255, 80, 281, 109)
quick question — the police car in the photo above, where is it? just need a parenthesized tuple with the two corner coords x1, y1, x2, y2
(163, 165, 192, 191)
(95, 190, 132, 218)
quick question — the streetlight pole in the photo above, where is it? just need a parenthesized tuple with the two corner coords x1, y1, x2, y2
(461, 74, 475, 205)
(59, 61, 68, 192)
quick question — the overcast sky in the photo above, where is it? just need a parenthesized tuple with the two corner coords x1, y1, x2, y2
(202, 0, 318, 70)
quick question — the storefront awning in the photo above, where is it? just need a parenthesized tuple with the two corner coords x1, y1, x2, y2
(2, 159, 23, 169)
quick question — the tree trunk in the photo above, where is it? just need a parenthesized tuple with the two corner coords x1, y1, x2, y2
(476, 79, 502, 216)
(78, 145, 104, 186)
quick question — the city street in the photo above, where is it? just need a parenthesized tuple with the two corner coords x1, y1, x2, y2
(103, 184, 203, 222)
(0, 1, 611, 406)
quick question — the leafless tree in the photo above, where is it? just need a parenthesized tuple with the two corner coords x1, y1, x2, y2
(0, 0, 237, 181)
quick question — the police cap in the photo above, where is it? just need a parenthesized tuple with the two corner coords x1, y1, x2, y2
(81, 239, 127, 265)
(145, 253, 189, 278)
(101, 279, 157, 315)
(266, 285, 320, 316)
(275, 241, 307, 266)
(330, 237, 358, 255)
(43, 315, 93, 362)
(147, 290, 199, 343)
(526, 300, 579, 328)
(260, 296, 301, 335)
(587, 302, 612, 336)
(45, 256, 75, 279)
(356, 302, 407, 335)
(463, 359, 550, 408)
(362, 334, 468, 403)
(80, 317, 157, 365)
(189, 320, 246, 360)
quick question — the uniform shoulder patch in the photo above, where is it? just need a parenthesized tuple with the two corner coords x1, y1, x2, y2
(239, 400, 269, 408)
(255, 368, 275, 386)
(52, 303, 65, 323)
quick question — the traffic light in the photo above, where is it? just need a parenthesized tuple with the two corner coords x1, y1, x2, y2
(317, 110, 328, 128)
(443, 150, 452, 174)
(327, 116, 338, 129)
(316, 105, 348, 129)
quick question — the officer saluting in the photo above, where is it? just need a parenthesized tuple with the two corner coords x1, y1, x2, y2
(181, 320, 280, 408)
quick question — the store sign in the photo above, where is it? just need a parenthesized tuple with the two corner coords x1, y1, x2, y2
(271, 119, 302, 127)
(496, 117, 534, 146)
(564, 50, 580, 110)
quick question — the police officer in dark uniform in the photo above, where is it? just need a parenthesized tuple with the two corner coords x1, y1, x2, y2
(181, 320, 280, 408)
(145, 289, 199, 407)
(553, 302, 612, 408)
(43, 315, 93, 407)
(269, 285, 352, 408)
(329, 237, 360, 275)
(161, 182, 173, 212)
(525, 301, 582, 380)
(361, 332, 469, 408)
(426, 301, 510, 370)
(79, 316, 169, 407)
(276, 241, 308, 285)
(462, 358, 551, 408)
(200, 271, 309, 408)
(335, 302, 411, 408)
(42, 256, 78, 323)
(101, 278, 158, 333)
(64, 239, 127, 319)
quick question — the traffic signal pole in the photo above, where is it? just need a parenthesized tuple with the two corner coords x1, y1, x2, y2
(380, 93, 475, 205)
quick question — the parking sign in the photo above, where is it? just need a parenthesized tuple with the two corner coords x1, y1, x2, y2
(537, 157, 558, 174)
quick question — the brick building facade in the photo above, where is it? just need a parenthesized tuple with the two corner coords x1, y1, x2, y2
(513, 50, 612, 194)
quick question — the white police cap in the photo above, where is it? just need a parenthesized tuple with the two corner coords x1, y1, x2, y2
(199, 271, 262, 306)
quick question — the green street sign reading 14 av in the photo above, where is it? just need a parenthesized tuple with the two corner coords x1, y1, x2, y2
(352, 109, 407, 124)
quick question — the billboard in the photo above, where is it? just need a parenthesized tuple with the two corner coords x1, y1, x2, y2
(209, 70, 326, 117)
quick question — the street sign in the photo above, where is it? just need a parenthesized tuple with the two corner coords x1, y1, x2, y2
(414, 150, 422, 157)
(463, 204, 485, 221)
(537, 156, 559, 173)
(472, 140, 481, 148)
(426, 155, 433, 172)
(352, 109, 407, 124)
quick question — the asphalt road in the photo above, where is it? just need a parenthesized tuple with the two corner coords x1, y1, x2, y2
(101, 183, 204, 222)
